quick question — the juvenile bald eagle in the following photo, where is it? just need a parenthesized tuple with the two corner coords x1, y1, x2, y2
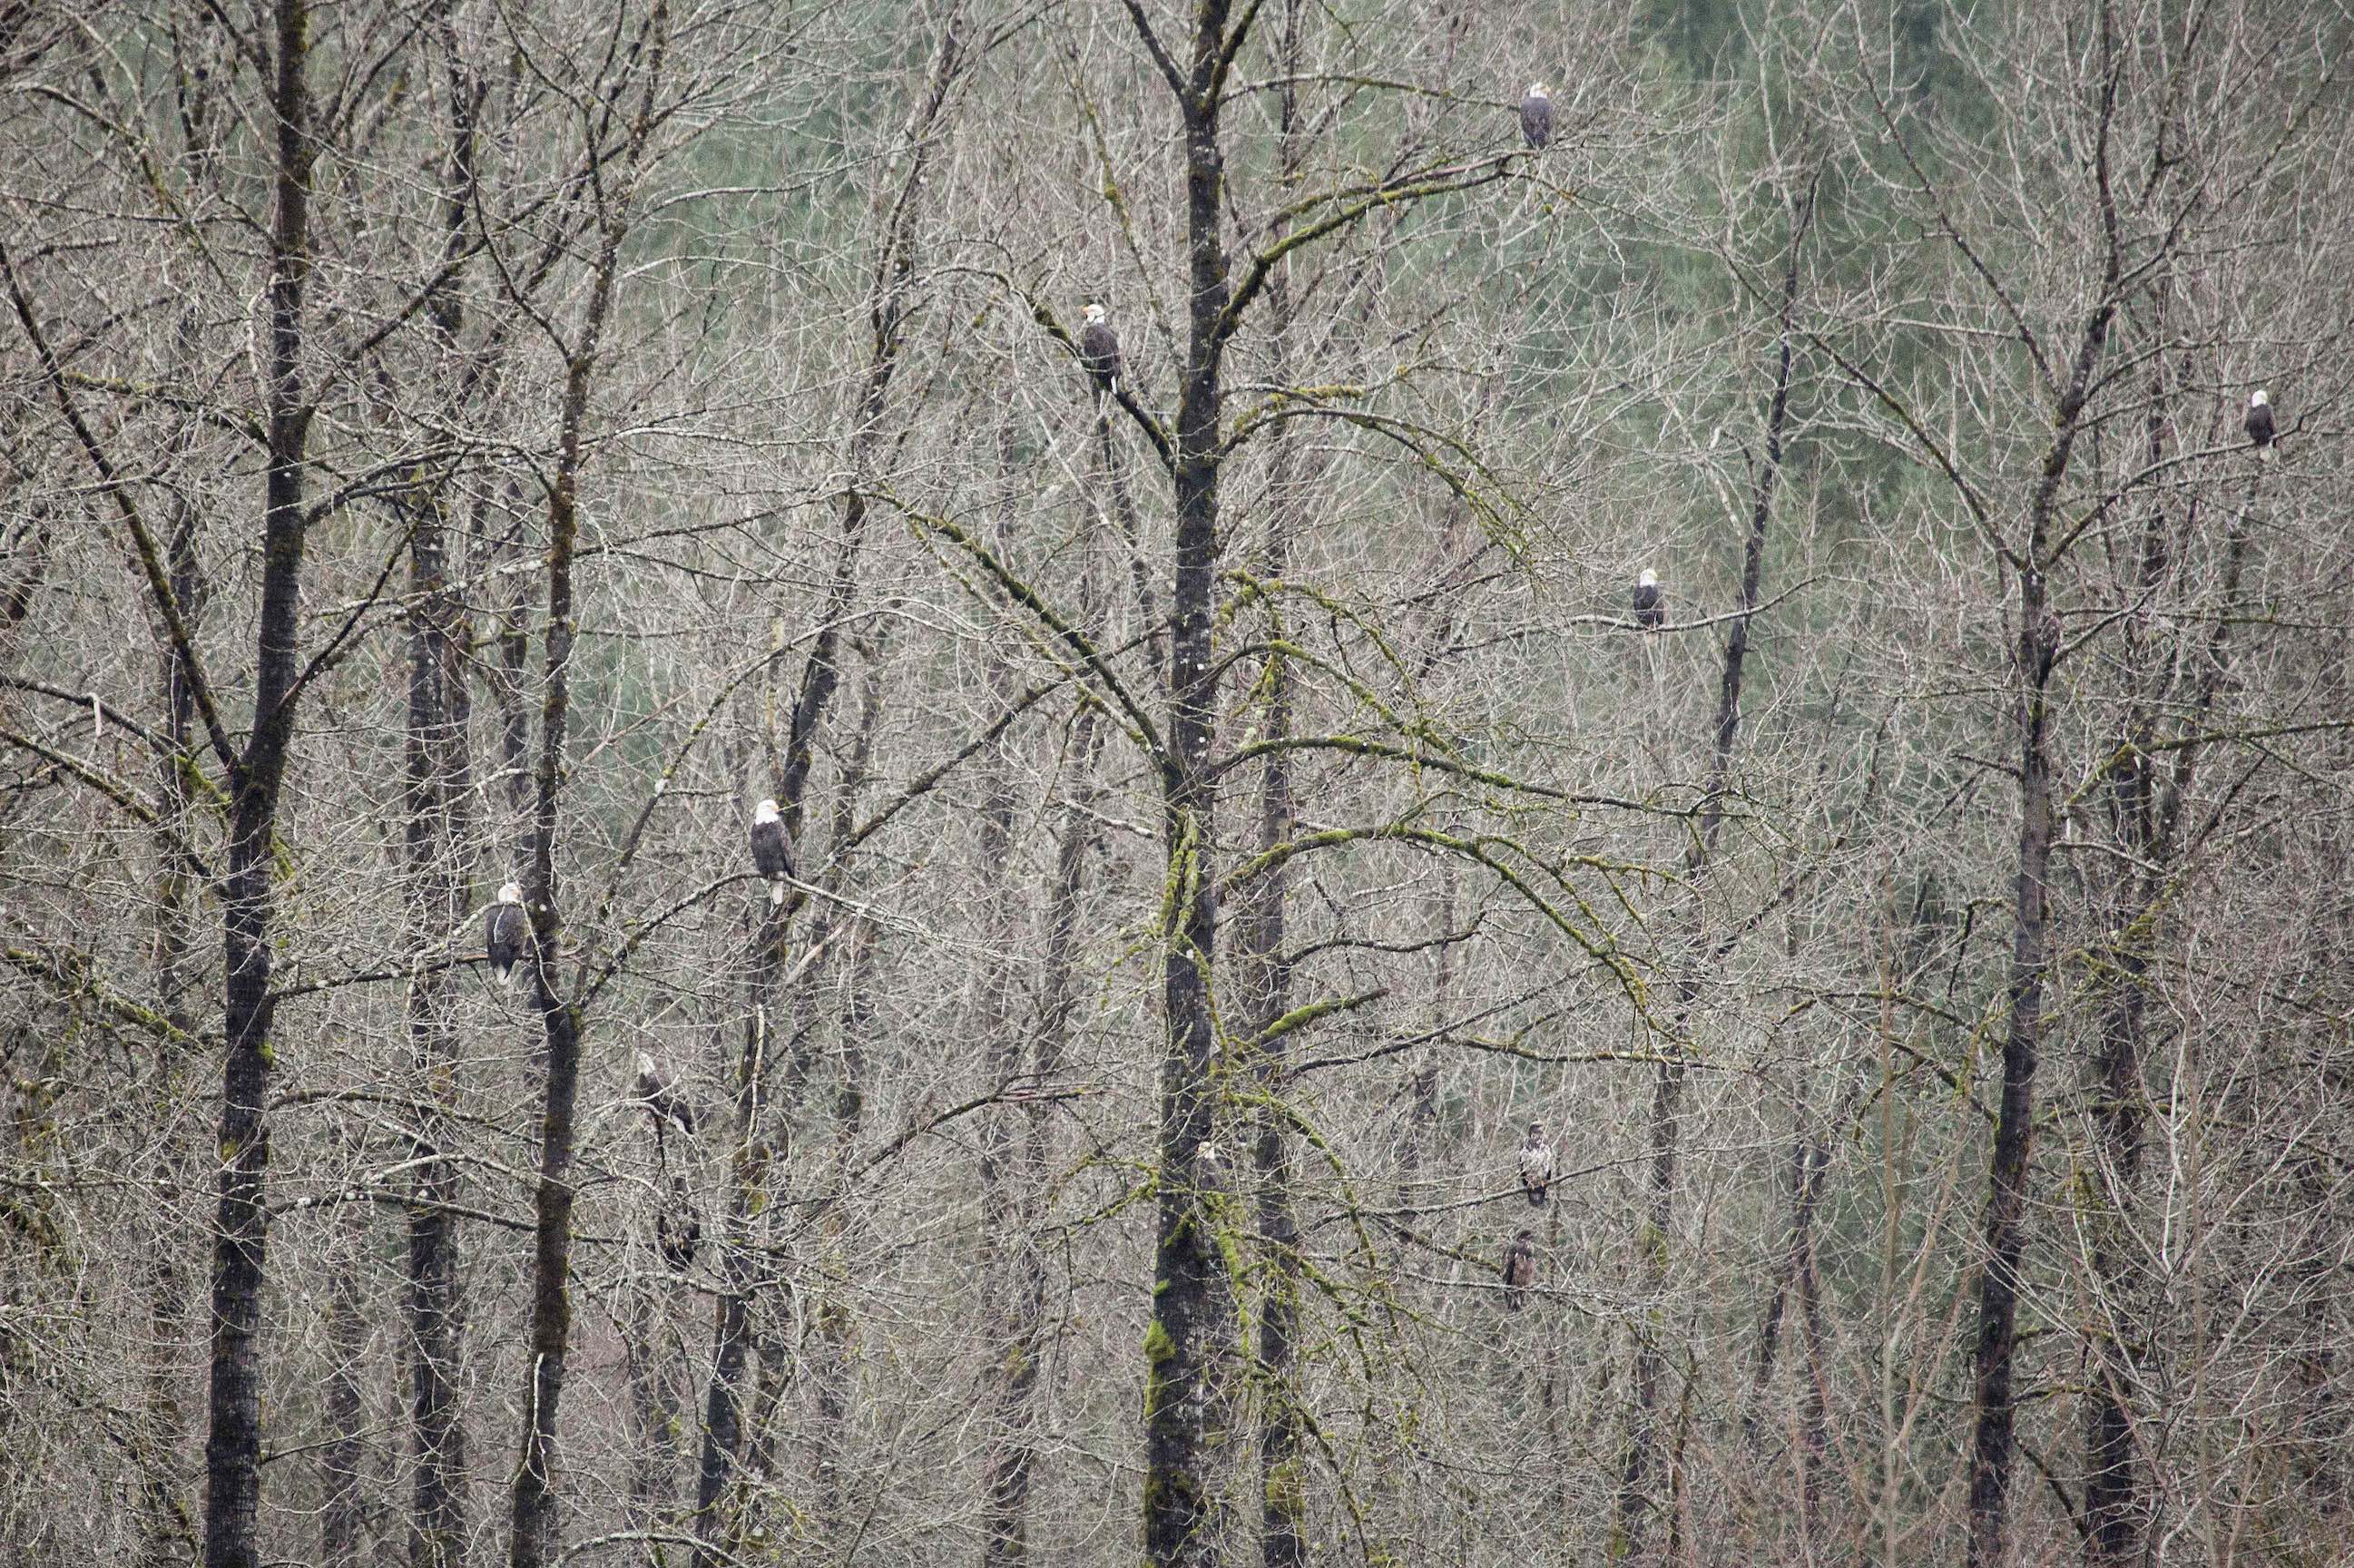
(1518, 1121, 1555, 1207)
(750, 798, 794, 908)
(486, 882, 525, 987)
(1501, 1230, 1538, 1310)
(1633, 568, 1665, 632)
(1521, 83, 1553, 150)
(636, 1051, 697, 1137)
(2245, 390, 2276, 461)
(1079, 303, 1123, 402)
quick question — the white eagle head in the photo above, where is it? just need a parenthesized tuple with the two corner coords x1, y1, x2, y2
(1083, 302, 1107, 325)
(1638, 567, 1658, 588)
(1528, 1119, 1546, 1135)
(1527, 83, 1550, 99)
(636, 1050, 656, 1076)
(754, 798, 780, 824)
(496, 880, 522, 905)
(2251, 388, 2269, 407)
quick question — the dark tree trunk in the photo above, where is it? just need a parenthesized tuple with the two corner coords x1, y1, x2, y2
(142, 503, 205, 1568)
(320, 1208, 370, 1563)
(1966, 275, 2118, 1568)
(402, 478, 475, 1568)
(1247, 25, 1309, 1553)
(976, 419, 1041, 1567)
(982, 684, 1109, 1567)
(202, 6, 313, 1563)
(1142, 11, 1240, 1563)
(623, 1282, 684, 1564)
(1618, 178, 1808, 1563)
(693, 32, 960, 1547)
(1967, 563, 2061, 1568)
(1242, 541, 1302, 1568)
(406, 23, 480, 1563)
(505, 176, 629, 1565)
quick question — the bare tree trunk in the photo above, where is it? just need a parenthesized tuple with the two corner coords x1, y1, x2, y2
(982, 671, 1110, 1564)
(320, 1203, 369, 1563)
(202, 7, 315, 1561)
(693, 31, 962, 1547)
(1241, 523, 1302, 1568)
(505, 175, 632, 1568)
(1965, 152, 2121, 1568)
(406, 18, 481, 1561)
(403, 480, 474, 1568)
(140, 502, 205, 1568)
(1246, 21, 1309, 1553)
(1618, 174, 1810, 1563)
(976, 416, 1039, 1566)
(1142, 10, 1241, 1563)
(804, 660, 890, 1552)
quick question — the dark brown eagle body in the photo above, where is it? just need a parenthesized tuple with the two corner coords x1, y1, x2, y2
(2245, 391, 2275, 460)
(1501, 1230, 1538, 1310)
(751, 798, 794, 908)
(486, 883, 526, 987)
(1080, 306, 1123, 400)
(1521, 85, 1553, 151)
(1633, 570, 1664, 632)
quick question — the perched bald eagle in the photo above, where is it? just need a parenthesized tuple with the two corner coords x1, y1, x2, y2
(1521, 83, 1553, 151)
(1079, 303, 1123, 402)
(2245, 390, 2275, 461)
(486, 882, 525, 987)
(656, 1174, 700, 1270)
(1501, 1230, 1538, 1310)
(1633, 568, 1665, 632)
(750, 798, 794, 908)
(1518, 1121, 1555, 1207)
(636, 1052, 696, 1137)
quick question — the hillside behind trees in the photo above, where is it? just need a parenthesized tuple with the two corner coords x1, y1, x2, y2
(3, 3, 2350, 1566)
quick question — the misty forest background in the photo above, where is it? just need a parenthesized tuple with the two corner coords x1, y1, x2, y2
(3, 1, 2351, 1565)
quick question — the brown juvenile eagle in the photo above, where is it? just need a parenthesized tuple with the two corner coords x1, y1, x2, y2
(1501, 1229, 1538, 1310)
(636, 1051, 697, 1138)
(1518, 1120, 1555, 1207)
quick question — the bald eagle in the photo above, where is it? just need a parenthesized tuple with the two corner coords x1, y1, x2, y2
(636, 1052, 697, 1137)
(1521, 83, 1553, 151)
(2245, 390, 2276, 461)
(1518, 1121, 1555, 1207)
(1501, 1230, 1537, 1310)
(1079, 303, 1123, 402)
(1633, 568, 1664, 632)
(486, 882, 525, 987)
(750, 798, 794, 908)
